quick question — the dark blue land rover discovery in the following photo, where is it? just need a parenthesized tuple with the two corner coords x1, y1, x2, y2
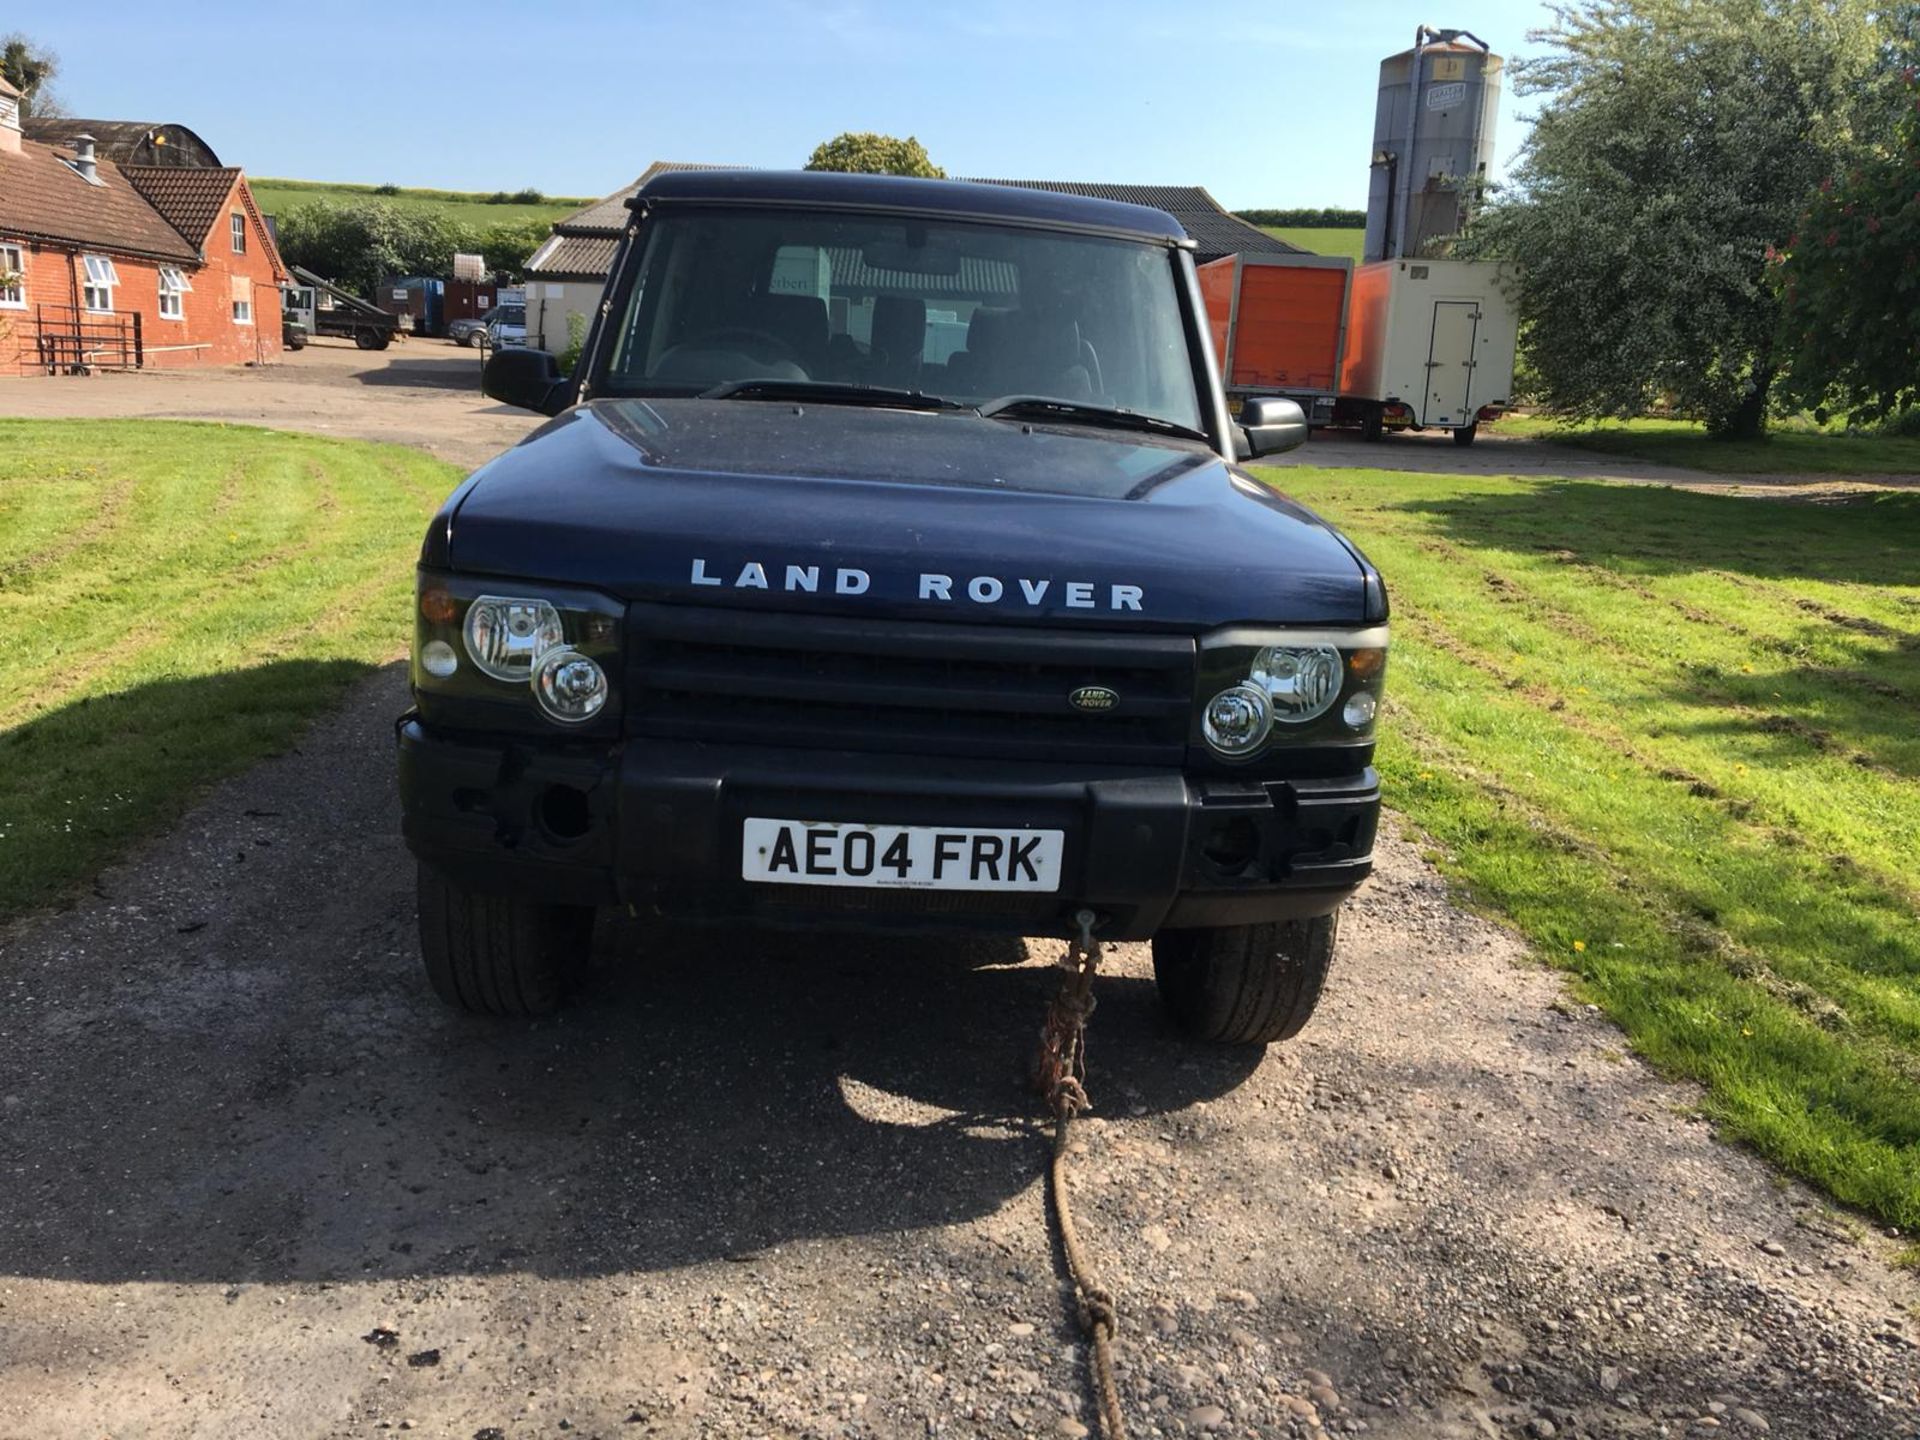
(398, 170, 1387, 1046)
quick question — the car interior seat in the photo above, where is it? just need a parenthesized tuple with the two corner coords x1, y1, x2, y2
(869, 295, 927, 389)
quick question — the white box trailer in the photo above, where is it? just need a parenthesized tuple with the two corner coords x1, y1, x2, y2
(1333, 257, 1517, 445)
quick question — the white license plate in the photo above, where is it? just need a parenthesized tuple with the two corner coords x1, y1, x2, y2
(741, 818, 1064, 892)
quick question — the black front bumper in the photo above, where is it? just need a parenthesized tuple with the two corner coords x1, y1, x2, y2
(396, 717, 1378, 940)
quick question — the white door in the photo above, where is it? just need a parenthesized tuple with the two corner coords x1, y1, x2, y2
(281, 286, 316, 328)
(1424, 301, 1481, 426)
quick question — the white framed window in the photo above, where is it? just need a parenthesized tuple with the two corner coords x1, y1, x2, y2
(0, 242, 24, 308)
(230, 272, 252, 325)
(82, 254, 119, 312)
(157, 265, 191, 320)
(230, 212, 246, 254)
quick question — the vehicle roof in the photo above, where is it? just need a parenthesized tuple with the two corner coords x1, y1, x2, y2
(633, 169, 1195, 247)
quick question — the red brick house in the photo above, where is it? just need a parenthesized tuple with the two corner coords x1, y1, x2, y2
(0, 79, 288, 375)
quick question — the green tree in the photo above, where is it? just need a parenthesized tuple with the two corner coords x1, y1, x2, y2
(1466, 0, 1893, 437)
(1, 33, 64, 117)
(272, 201, 481, 292)
(804, 132, 944, 178)
(477, 217, 555, 281)
(1775, 64, 1920, 421)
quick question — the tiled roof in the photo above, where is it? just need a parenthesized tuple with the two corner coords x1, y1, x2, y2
(122, 166, 242, 248)
(965, 179, 1304, 263)
(526, 233, 619, 279)
(0, 140, 199, 262)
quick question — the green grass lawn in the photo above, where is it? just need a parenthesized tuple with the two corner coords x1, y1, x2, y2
(1500, 415, 1920, 477)
(1259, 226, 1366, 262)
(250, 178, 594, 229)
(0, 420, 458, 920)
(1266, 463, 1920, 1228)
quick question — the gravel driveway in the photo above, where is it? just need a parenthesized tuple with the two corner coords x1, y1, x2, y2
(2, 357, 1917, 1438)
(0, 339, 540, 470)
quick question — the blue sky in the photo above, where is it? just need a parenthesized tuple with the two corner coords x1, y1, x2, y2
(26, 0, 1555, 209)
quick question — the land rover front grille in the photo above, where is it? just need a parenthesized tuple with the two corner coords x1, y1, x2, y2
(625, 602, 1196, 765)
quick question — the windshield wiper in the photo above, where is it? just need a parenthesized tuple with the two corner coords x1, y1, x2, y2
(700, 379, 975, 411)
(976, 395, 1210, 443)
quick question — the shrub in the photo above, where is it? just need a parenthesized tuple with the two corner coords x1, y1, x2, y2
(558, 311, 589, 373)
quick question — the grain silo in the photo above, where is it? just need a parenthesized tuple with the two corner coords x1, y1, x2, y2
(1363, 26, 1502, 263)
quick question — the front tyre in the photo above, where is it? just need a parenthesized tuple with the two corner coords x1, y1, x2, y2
(1451, 422, 1478, 447)
(1152, 912, 1339, 1045)
(416, 863, 593, 1015)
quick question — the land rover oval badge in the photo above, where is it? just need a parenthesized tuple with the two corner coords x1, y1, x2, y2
(1069, 685, 1119, 713)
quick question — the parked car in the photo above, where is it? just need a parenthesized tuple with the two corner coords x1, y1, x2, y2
(484, 305, 527, 349)
(443, 314, 487, 347)
(448, 306, 507, 348)
(404, 171, 1386, 1051)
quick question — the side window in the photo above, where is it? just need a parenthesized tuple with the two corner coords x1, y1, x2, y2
(230, 273, 253, 324)
(157, 265, 192, 319)
(231, 212, 247, 254)
(82, 254, 119, 312)
(0, 242, 24, 307)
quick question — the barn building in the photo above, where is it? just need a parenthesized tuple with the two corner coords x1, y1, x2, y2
(0, 83, 287, 375)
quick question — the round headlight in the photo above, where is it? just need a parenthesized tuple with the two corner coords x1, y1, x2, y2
(420, 640, 459, 678)
(1251, 644, 1343, 723)
(1203, 683, 1273, 757)
(1342, 691, 1377, 729)
(532, 647, 607, 724)
(465, 595, 565, 682)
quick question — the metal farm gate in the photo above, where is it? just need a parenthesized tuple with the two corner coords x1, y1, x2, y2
(33, 304, 143, 374)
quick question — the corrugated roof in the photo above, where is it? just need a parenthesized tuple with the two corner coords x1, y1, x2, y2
(825, 247, 1019, 296)
(21, 118, 221, 168)
(965, 179, 1303, 263)
(525, 233, 620, 279)
(0, 140, 199, 262)
(529, 164, 1298, 280)
(554, 162, 746, 235)
(122, 166, 241, 247)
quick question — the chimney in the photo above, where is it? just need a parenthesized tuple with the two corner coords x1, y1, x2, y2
(73, 133, 98, 182)
(0, 78, 20, 158)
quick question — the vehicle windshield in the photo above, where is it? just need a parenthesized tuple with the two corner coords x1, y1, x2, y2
(600, 207, 1204, 433)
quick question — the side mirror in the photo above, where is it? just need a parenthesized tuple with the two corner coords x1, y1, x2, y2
(1237, 396, 1309, 459)
(483, 347, 569, 416)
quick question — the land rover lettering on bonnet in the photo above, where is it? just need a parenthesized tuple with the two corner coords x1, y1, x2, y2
(689, 558, 1147, 611)
(397, 170, 1388, 1047)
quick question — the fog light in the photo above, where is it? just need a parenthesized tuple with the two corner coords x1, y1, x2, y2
(532, 647, 607, 724)
(1203, 684, 1273, 757)
(420, 640, 459, 678)
(1343, 691, 1377, 729)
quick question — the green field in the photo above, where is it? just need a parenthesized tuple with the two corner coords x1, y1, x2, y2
(250, 177, 594, 228)
(1499, 415, 1920, 477)
(1260, 226, 1366, 262)
(0, 421, 458, 920)
(1267, 464, 1920, 1228)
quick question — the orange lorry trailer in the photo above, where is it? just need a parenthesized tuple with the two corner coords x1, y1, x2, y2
(1197, 252, 1354, 427)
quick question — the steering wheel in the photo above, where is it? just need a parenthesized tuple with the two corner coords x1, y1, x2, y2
(685, 326, 801, 365)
